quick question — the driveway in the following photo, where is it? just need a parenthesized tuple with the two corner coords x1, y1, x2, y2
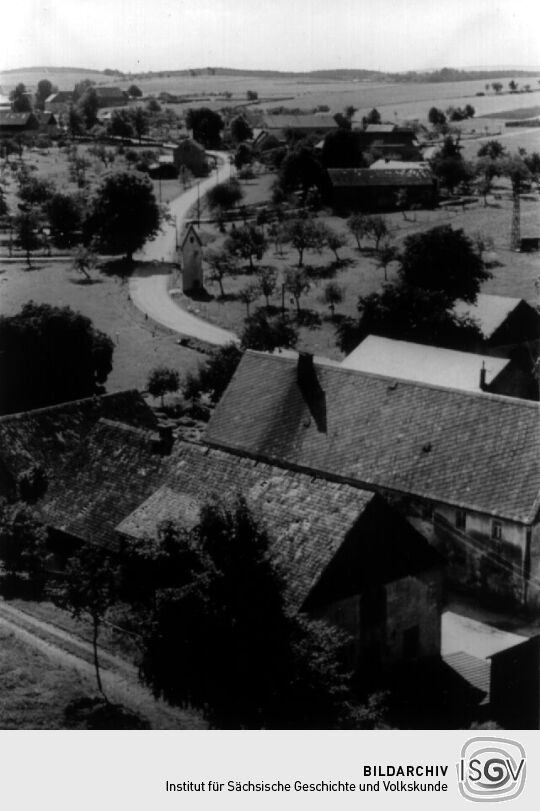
(130, 151, 239, 345)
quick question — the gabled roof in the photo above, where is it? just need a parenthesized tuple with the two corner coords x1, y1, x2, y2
(95, 86, 126, 99)
(45, 91, 73, 104)
(365, 124, 396, 133)
(452, 294, 531, 339)
(205, 351, 540, 523)
(181, 223, 202, 248)
(329, 165, 434, 188)
(341, 336, 510, 393)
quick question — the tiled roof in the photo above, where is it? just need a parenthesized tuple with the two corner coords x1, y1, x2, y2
(95, 87, 126, 98)
(205, 351, 540, 523)
(0, 390, 157, 484)
(443, 652, 490, 702)
(329, 166, 434, 188)
(0, 111, 35, 126)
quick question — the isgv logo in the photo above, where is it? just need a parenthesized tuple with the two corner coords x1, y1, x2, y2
(457, 737, 526, 802)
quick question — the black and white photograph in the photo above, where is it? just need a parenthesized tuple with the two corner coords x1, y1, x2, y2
(0, 0, 539, 753)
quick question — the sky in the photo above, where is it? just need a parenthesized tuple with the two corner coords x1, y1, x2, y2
(1, 0, 539, 74)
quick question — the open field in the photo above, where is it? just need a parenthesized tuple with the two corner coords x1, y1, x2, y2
(0, 260, 203, 392)
(175, 173, 540, 359)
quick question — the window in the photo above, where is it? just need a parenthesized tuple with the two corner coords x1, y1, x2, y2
(492, 520, 502, 541)
(455, 509, 466, 530)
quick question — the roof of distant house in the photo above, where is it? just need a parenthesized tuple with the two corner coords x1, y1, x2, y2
(452, 293, 528, 339)
(262, 114, 338, 131)
(328, 165, 434, 187)
(0, 111, 37, 127)
(369, 159, 427, 170)
(341, 336, 510, 393)
(364, 124, 396, 133)
(45, 91, 74, 104)
(205, 351, 540, 523)
(94, 86, 126, 99)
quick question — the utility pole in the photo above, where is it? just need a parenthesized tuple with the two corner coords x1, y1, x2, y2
(510, 188, 520, 251)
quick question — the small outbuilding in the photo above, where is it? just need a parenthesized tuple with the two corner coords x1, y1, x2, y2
(180, 224, 203, 293)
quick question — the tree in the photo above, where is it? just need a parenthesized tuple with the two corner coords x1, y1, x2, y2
(523, 151, 540, 179)
(10, 83, 32, 113)
(322, 129, 364, 168)
(138, 498, 357, 728)
(0, 186, 8, 219)
(241, 309, 298, 352)
(365, 108, 381, 125)
(36, 79, 56, 110)
(67, 105, 85, 136)
(246, 90, 258, 101)
(73, 79, 95, 102)
(323, 281, 343, 318)
(47, 192, 83, 247)
(336, 283, 483, 354)
(491, 82, 503, 94)
(183, 344, 243, 405)
(364, 215, 388, 251)
(234, 142, 253, 170)
(49, 544, 117, 698)
(399, 225, 490, 303)
(206, 179, 243, 211)
(284, 266, 310, 314)
(324, 226, 348, 261)
(67, 149, 92, 188)
(146, 97, 161, 114)
(477, 140, 506, 160)
(77, 87, 99, 129)
(147, 366, 180, 406)
(256, 266, 278, 307)
(0, 302, 114, 414)
(430, 137, 473, 193)
(347, 213, 369, 249)
(509, 80, 518, 92)
(185, 107, 224, 148)
(72, 245, 98, 280)
(13, 208, 41, 268)
(128, 84, 143, 98)
(376, 241, 399, 280)
(108, 109, 135, 139)
(278, 145, 329, 201)
(464, 104, 475, 118)
(205, 247, 237, 297)
(0, 501, 48, 579)
(131, 107, 149, 142)
(230, 115, 253, 143)
(18, 175, 56, 206)
(238, 283, 259, 316)
(225, 224, 267, 271)
(502, 154, 531, 194)
(282, 217, 326, 266)
(84, 171, 162, 262)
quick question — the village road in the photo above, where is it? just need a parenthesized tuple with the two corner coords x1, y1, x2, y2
(0, 598, 204, 729)
(130, 151, 239, 345)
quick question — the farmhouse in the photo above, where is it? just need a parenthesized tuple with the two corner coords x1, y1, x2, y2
(260, 114, 338, 142)
(94, 87, 128, 108)
(0, 390, 443, 677)
(44, 91, 74, 114)
(0, 111, 40, 138)
(205, 350, 540, 609)
(453, 293, 540, 360)
(328, 163, 437, 210)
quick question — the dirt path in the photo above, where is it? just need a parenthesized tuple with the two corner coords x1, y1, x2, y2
(130, 151, 239, 346)
(0, 599, 205, 730)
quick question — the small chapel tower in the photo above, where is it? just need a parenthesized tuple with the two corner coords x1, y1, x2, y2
(180, 224, 203, 293)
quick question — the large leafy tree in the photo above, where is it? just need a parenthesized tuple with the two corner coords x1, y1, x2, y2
(225, 224, 267, 271)
(185, 107, 224, 148)
(0, 302, 114, 414)
(241, 309, 298, 352)
(282, 216, 327, 266)
(47, 192, 83, 247)
(399, 225, 490, 303)
(84, 171, 162, 262)
(36, 79, 56, 110)
(10, 83, 32, 113)
(230, 115, 253, 143)
(138, 498, 356, 729)
(183, 343, 243, 405)
(278, 145, 330, 201)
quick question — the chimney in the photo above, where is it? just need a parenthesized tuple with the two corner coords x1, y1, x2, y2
(479, 362, 487, 391)
(297, 352, 327, 433)
(153, 422, 174, 455)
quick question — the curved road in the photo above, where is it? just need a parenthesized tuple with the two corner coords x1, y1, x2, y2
(130, 151, 239, 345)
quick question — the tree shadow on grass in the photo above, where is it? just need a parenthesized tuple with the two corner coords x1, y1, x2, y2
(185, 286, 213, 302)
(295, 309, 322, 329)
(68, 276, 104, 286)
(64, 696, 151, 730)
(99, 258, 135, 280)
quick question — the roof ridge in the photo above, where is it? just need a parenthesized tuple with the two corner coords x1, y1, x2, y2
(0, 389, 143, 423)
(243, 349, 540, 409)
